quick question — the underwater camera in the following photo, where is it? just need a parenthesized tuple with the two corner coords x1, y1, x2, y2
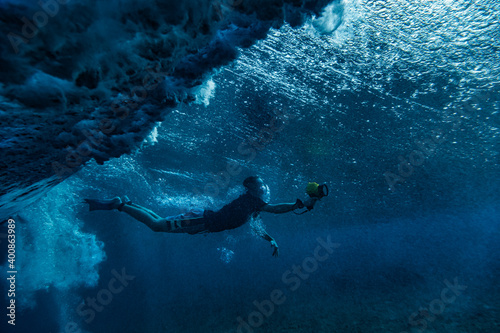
(305, 182, 329, 199)
(294, 182, 329, 215)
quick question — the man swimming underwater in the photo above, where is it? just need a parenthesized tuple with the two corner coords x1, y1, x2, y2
(85, 176, 319, 256)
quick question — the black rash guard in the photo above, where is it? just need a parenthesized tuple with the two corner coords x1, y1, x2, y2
(204, 192, 267, 232)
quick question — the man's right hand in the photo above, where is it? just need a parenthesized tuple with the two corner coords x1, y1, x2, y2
(304, 197, 319, 210)
(293, 199, 304, 210)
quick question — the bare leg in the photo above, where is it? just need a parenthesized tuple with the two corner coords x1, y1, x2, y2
(120, 204, 167, 232)
(129, 203, 162, 219)
(120, 203, 206, 234)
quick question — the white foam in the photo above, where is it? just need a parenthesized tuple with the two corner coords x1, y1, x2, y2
(312, 1, 345, 35)
(2, 180, 106, 310)
(192, 78, 217, 106)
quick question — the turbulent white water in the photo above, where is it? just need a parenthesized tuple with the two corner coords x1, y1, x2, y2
(1, 179, 105, 317)
(0, 0, 334, 218)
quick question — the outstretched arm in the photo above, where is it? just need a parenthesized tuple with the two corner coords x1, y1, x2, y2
(261, 202, 296, 214)
(261, 199, 304, 214)
(261, 197, 319, 214)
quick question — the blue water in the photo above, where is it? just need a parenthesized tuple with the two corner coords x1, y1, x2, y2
(1, 0, 499, 332)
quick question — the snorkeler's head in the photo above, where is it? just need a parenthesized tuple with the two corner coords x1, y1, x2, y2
(243, 176, 270, 201)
